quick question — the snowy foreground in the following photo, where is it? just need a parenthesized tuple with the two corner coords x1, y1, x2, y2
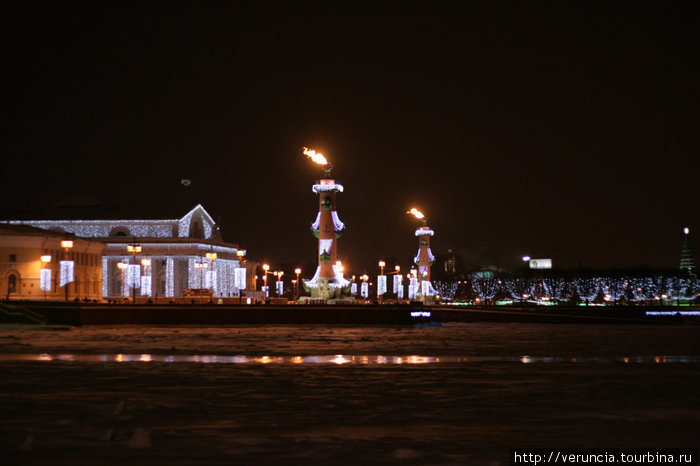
(0, 323, 698, 465)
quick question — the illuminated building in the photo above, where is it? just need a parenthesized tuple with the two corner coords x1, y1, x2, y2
(5, 204, 251, 300)
(0, 225, 104, 301)
(300, 148, 351, 301)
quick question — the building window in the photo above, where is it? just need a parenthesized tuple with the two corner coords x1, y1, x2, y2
(8, 274, 17, 294)
(9, 254, 16, 263)
(191, 220, 204, 239)
(110, 227, 130, 237)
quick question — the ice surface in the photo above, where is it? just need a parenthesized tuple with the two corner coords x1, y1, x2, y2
(0, 323, 698, 464)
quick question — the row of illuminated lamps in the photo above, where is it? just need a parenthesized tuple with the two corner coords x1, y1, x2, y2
(39, 240, 76, 264)
(43, 241, 241, 279)
(255, 260, 425, 289)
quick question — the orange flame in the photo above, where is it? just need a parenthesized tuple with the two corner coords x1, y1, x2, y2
(303, 147, 328, 165)
(407, 208, 425, 220)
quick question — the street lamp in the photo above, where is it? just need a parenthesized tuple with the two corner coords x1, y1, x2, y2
(276, 271, 284, 296)
(41, 255, 51, 300)
(377, 261, 386, 302)
(194, 261, 208, 303)
(206, 252, 217, 296)
(294, 267, 301, 301)
(127, 242, 142, 303)
(262, 264, 270, 297)
(360, 274, 369, 299)
(61, 240, 73, 301)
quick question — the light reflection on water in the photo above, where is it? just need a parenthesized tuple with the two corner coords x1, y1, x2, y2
(0, 353, 698, 364)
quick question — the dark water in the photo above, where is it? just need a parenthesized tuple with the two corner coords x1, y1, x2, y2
(0, 323, 698, 465)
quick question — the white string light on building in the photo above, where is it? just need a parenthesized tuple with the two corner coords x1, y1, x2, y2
(59, 261, 74, 287)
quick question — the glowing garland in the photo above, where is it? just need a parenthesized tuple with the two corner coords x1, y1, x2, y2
(433, 281, 458, 300)
(414, 228, 434, 237)
(414, 248, 435, 266)
(361, 282, 369, 298)
(127, 265, 141, 288)
(165, 258, 174, 297)
(177, 205, 216, 239)
(276, 280, 284, 296)
(351, 283, 358, 295)
(319, 239, 333, 254)
(12, 220, 175, 239)
(59, 261, 74, 287)
(312, 183, 344, 193)
(311, 213, 321, 231)
(393, 274, 402, 293)
(504, 279, 534, 300)
(303, 265, 350, 290)
(421, 280, 436, 297)
(331, 211, 345, 231)
(14, 205, 219, 240)
(102, 258, 109, 297)
(464, 276, 700, 304)
(234, 268, 247, 291)
(377, 275, 387, 296)
(40, 269, 52, 292)
(205, 270, 217, 291)
(601, 278, 627, 301)
(408, 277, 419, 300)
(471, 278, 500, 300)
(141, 276, 152, 296)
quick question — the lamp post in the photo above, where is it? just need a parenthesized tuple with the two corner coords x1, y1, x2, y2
(195, 261, 207, 303)
(41, 255, 51, 300)
(389, 265, 401, 300)
(360, 274, 369, 299)
(206, 252, 217, 297)
(117, 262, 128, 299)
(294, 268, 301, 301)
(277, 271, 284, 296)
(127, 242, 141, 303)
(61, 240, 73, 301)
(377, 260, 386, 302)
(262, 264, 270, 297)
(236, 250, 246, 298)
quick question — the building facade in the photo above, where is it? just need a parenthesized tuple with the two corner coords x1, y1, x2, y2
(5, 204, 253, 301)
(0, 225, 104, 301)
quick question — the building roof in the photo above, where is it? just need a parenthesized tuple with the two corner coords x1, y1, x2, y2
(0, 184, 211, 221)
(0, 224, 79, 239)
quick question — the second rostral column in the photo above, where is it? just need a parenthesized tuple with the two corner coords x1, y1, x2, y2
(301, 148, 351, 302)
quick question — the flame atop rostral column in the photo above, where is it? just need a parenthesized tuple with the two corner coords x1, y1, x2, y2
(407, 208, 425, 220)
(303, 147, 328, 165)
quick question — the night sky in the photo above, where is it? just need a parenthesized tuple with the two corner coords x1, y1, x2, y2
(3, 2, 698, 276)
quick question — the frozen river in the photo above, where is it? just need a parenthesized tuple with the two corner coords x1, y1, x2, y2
(1, 323, 698, 465)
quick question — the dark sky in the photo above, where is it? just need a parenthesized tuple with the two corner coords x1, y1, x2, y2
(3, 1, 698, 276)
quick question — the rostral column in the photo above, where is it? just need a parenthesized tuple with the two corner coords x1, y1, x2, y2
(301, 148, 350, 301)
(408, 208, 436, 300)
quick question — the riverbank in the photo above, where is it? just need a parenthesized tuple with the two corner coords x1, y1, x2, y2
(2, 300, 697, 326)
